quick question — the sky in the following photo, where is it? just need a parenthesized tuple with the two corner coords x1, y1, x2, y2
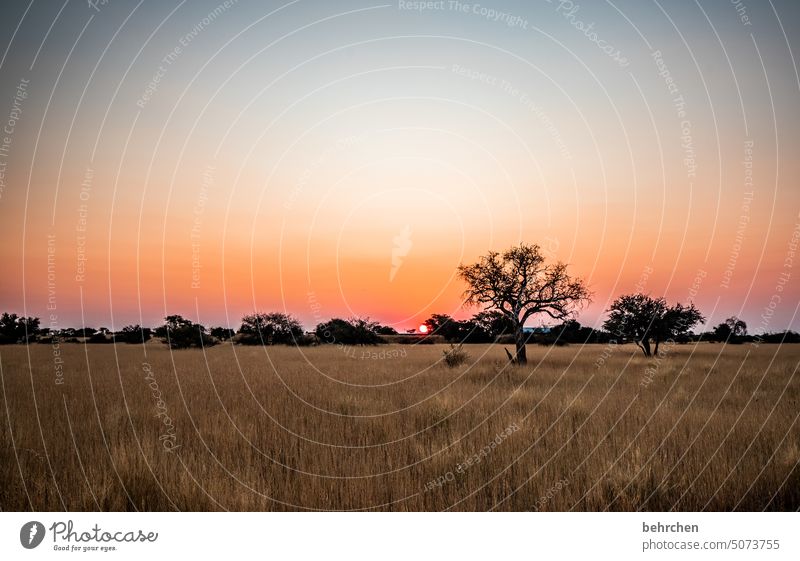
(0, 0, 798, 333)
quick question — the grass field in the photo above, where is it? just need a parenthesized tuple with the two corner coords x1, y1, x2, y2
(1, 342, 798, 511)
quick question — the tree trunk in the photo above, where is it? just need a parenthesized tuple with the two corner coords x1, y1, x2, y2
(514, 325, 528, 365)
(639, 338, 652, 357)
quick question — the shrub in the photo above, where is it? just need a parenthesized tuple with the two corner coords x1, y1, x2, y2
(89, 332, 113, 344)
(0, 313, 40, 344)
(292, 334, 318, 346)
(116, 325, 152, 344)
(379, 334, 445, 345)
(238, 312, 303, 345)
(162, 315, 216, 349)
(442, 344, 470, 367)
(210, 326, 235, 341)
(314, 318, 383, 345)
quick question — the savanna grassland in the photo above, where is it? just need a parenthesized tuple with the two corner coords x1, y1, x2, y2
(1, 341, 798, 511)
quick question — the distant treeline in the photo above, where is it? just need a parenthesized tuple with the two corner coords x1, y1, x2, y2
(420, 313, 800, 347)
(0, 310, 798, 349)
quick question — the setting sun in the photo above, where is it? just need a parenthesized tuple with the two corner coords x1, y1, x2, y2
(419, 324, 429, 334)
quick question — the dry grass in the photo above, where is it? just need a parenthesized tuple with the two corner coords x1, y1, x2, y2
(1, 341, 798, 511)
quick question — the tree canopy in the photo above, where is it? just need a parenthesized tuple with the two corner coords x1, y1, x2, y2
(239, 312, 303, 345)
(603, 294, 704, 357)
(458, 243, 590, 364)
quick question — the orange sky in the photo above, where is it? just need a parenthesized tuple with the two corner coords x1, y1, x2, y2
(1, 1, 799, 333)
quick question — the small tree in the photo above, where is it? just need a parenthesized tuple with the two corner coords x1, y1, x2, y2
(454, 319, 492, 343)
(547, 319, 597, 345)
(714, 316, 747, 343)
(0, 313, 19, 343)
(210, 326, 235, 341)
(422, 314, 492, 343)
(19, 316, 40, 343)
(238, 312, 303, 345)
(77, 327, 97, 338)
(89, 331, 113, 344)
(423, 314, 460, 340)
(458, 244, 590, 365)
(0, 313, 40, 344)
(117, 325, 152, 344)
(314, 317, 382, 345)
(603, 294, 704, 357)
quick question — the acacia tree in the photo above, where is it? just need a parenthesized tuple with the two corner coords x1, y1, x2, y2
(603, 294, 704, 357)
(457, 244, 591, 365)
(239, 312, 303, 345)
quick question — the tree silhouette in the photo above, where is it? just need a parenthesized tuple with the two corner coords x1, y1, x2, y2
(210, 326, 235, 341)
(0, 313, 40, 344)
(423, 314, 459, 340)
(472, 310, 515, 339)
(314, 317, 382, 345)
(714, 316, 747, 343)
(161, 315, 215, 349)
(117, 325, 152, 344)
(458, 243, 590, 365)
(727, 316, 748, 336)
(603, 294, 704, 357)
(239, 312, 303, 345)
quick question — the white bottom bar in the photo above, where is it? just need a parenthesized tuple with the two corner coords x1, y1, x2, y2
(2, 512, 798, 560)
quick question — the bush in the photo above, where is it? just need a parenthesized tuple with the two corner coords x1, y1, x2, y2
(210, 327, 235, 341)
(238, 312, 303, 345)
(314, 318, 383, 345)
(0, 313, 40, 344)
(380, 334, 445, 345)
(77, 327, 97, 338)
(442, 344, 470, 367)
(116, 325, 152, 344)
(292, 334, 318, 346)
(757, 331, 800, 344)
(162, 315, 216, 349)
(89, 332, 113, 344)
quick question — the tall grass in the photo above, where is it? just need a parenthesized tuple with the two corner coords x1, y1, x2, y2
(0, 342, 797, 511)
